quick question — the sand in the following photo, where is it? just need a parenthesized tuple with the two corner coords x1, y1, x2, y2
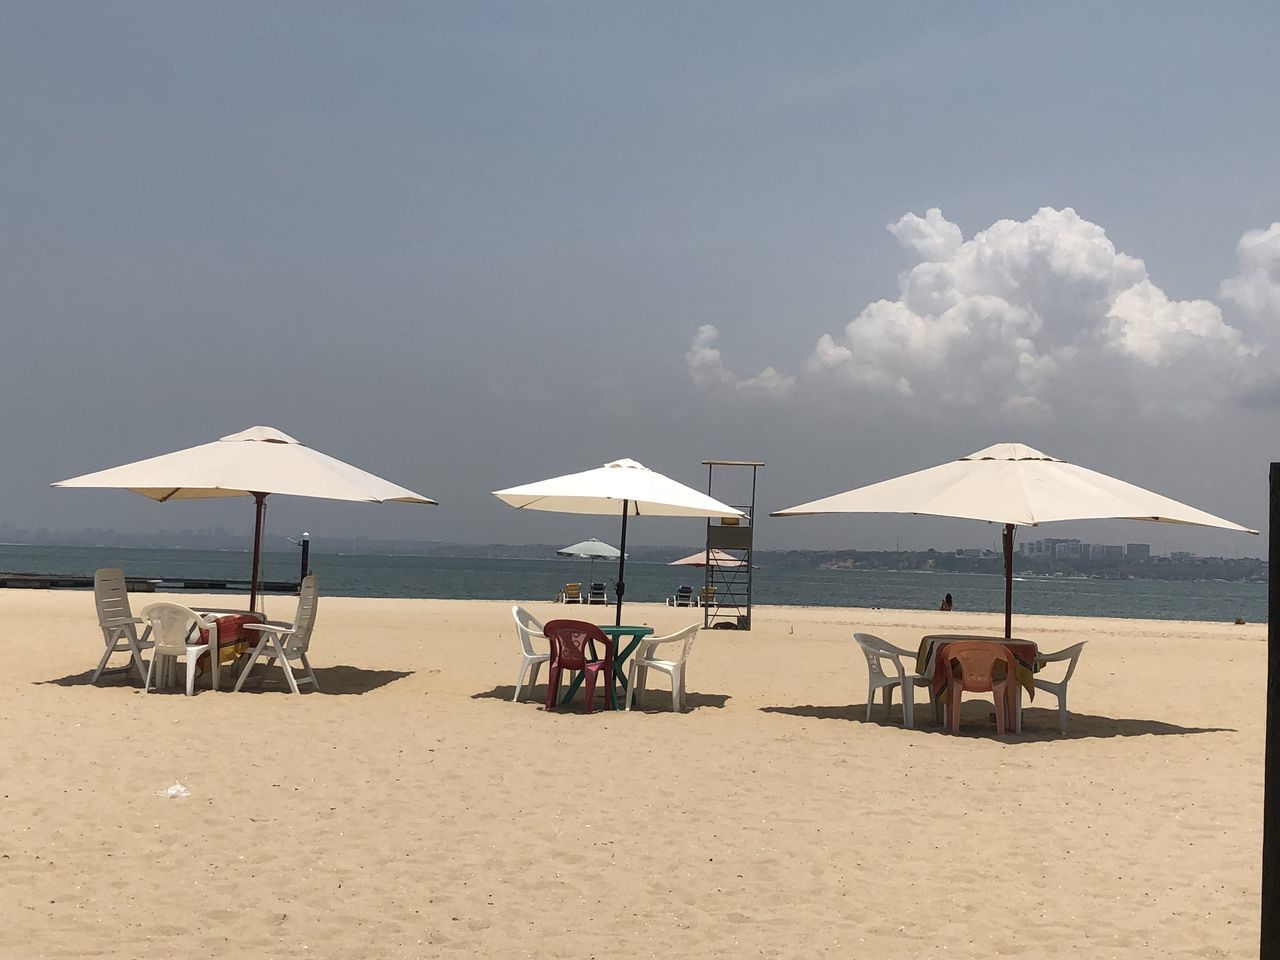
(0, 590, 1264, 959)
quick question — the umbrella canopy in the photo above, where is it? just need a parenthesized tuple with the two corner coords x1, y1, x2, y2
(54, 426, 437, 608)
(556, 538, 622, 560)
(669, 548, 746, 568)
(772, 443, 1256, 636)
(494, 458, 743, 624)
(556, 538, 623, 583)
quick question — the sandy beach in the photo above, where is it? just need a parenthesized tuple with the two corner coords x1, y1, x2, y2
(0, 591, 1263, 959)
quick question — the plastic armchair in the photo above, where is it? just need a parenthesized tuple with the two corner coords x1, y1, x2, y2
(234, 574, 320, 694)
(140, 602, 218, 696)
(510, 605, 549, 702)
(587, 582, 608, 605)
(943, 641, 1017, 735)
(853, 633, 936, 729)
(1031, 641, 1086, 734)
(543, 619, 615, 713)
(92, 568, 153, 684)
(625, 623, 699, 712)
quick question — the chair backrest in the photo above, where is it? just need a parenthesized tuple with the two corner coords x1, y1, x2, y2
(543, 619, 613, 671)
(140, 602, 210, 656)
(284, 574, 319, 656)
(512, 604, 545, 656)
(853, 632, 905, 682)
(589, 582, 606, 598)
(94, 568, 134, 629)
(943, 641, 1016, 692)
(676, 585, 693, 599)
(564, 583, 582, 600)
(645, 623, 699, 665)
(700, 585, 716, 601)
(1039, 641, 1086, 683)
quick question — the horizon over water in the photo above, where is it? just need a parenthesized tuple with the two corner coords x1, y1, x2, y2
(0, 543, 1264, 624)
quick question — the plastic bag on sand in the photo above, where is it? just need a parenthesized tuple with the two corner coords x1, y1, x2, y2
(158, 783, 191, 799)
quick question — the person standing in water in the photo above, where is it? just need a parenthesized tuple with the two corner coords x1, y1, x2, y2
(939, 592, 953, 611)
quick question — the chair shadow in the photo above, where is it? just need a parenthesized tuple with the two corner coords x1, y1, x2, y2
(760, 703, 1236, 741)
(472, 684, 730, 712)
(38, 665, 411, 696)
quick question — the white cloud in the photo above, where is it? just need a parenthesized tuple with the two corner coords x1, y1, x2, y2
(1221, 222, 1280, 321)
(806, 207, 1255, 415)
(685, 324, 795, 398)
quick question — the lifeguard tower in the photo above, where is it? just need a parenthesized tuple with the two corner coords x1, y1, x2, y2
(701, 459, 762, 630)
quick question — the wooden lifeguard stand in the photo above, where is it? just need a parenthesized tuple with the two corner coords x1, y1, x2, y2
(701, 459, 762, 630)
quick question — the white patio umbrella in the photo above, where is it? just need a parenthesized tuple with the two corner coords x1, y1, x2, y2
(556, 538, 623, 583)
(53, 426, 437, 609)
(494, 458, 743, 624)
(772, 442, 1256, 637)
(669, 547, 746, 568)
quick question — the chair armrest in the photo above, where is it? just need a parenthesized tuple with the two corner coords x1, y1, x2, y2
(244, 622, 296, 635)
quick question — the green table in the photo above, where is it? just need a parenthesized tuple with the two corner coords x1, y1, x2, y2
(559, 624, 654, 710)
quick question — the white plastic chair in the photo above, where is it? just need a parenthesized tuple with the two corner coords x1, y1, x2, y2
(853, 632, 937, 729)
(511, 605, 549, 702)
(140, 602, 218, 696)
(1030, 641, 1086, 734)
(92, 568, 154, 684)
(233, 574, 319, 694)
(625, 623, 699, 713)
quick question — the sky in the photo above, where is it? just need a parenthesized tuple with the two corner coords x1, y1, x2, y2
(2, 2, 1279, 556)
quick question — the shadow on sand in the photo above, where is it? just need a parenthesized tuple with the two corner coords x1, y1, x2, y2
(472, 684, 730, 712)
(759, 702, 1235, 741)
(38, 665, 411, 696)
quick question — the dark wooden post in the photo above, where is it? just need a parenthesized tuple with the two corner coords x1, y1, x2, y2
(1263, 464, 1280, 958)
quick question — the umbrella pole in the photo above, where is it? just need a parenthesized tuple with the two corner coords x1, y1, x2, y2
(1002, 523, 1015, 639)
(249, 492, 267, 613)
(615, 500, 630, 627)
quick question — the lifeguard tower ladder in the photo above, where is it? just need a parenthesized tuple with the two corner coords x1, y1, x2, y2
(702, 460, 762, 631)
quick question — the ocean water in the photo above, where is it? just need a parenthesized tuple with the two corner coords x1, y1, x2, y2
(0, 543, 1265, 624)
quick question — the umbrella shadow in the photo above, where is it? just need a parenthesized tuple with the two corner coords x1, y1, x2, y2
(237, 665, 412, 695)
(759, 703, 1235, 741)
(473, 684, 730, 712)
(39, 665, 412, 695)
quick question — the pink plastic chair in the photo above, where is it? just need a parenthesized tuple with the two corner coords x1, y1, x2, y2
(543, 620, 615, 714)
(943, 641, 1018, 735)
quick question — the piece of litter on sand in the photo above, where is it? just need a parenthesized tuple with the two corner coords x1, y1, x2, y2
(158, 783, 191, 799)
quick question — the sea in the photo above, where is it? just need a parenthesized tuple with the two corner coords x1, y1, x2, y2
(0, 543, 1266, 624)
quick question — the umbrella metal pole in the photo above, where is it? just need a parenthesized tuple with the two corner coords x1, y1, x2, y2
(249, 492, 267, 613)
(1002, 523, 1015, 639)
(615, 500, 630, 627)
(1263, 464, 1280, 958)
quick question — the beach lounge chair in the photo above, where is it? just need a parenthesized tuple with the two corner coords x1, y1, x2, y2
(561, 583, 583, 604)
(625, 623, 700, 712)
(666, 585, 695, 607)
(853, 633, 935, 729)
(511, 605, 549, 703)
(543, 619, 614, 714)
(140, 602, 218, 696)
(697, 585, 717, 608)
(587, 582, 608, 605)
(944, 641, 1017, 735)
(1029, 641, 1086, 734)
(233, 574, 319, 694)
(92, 568, 153, 684)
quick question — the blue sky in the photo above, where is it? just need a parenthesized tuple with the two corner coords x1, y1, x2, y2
(2, 3, 1277, 554)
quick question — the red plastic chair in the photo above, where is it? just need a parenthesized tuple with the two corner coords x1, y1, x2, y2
(543, 620, 615, 713)
(943, 641, 1018, 735)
